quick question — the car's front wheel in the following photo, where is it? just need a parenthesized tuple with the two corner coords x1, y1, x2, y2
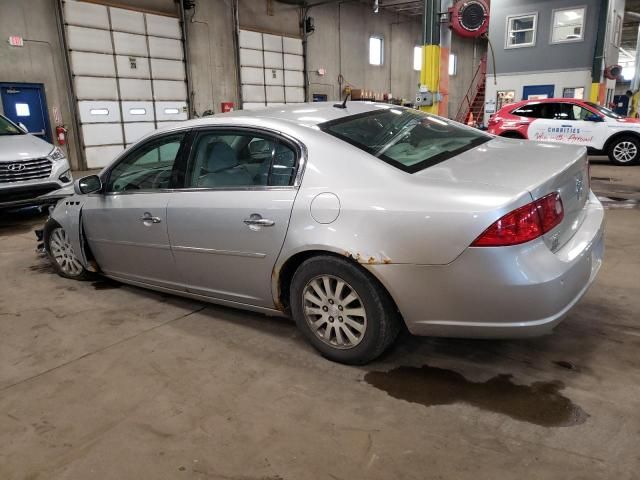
(44, 221, 91, 280)
(290, 255, 400, 365)
(607, 136, 640, 165)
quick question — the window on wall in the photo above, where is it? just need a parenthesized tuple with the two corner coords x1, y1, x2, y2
(413, 46, 421, 71)
(369, 36, 383, 65)
(562, 87, 585, 99)
(505, 13, 537, 48)
(551, 7, 586, 43)
(449, 53, 457, 75)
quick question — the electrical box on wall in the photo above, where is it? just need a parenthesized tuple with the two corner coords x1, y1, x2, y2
(415, 91, 434, 106)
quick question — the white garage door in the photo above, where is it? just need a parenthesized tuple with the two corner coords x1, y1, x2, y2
(239, 29, 305, 110)
(64, 1, 188, 168)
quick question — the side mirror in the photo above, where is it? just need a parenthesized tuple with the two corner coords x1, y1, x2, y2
(17, 122, 28, 132)
(586, 114, 603, 122)
(74, 175, 102, 195)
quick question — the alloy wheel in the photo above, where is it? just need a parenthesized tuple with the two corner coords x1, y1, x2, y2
(302, 274, 367, 349)
(49, 227, 84, 276)
(613, 141, 638, 163)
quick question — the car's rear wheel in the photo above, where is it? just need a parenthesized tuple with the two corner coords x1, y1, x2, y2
(44, 221, 91, 280)
(290, 255, 400, 365)
(607, 136, 640, 165)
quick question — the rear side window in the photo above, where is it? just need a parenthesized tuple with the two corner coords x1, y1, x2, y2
(319, 108, 490, 173)
(512, 103, 556, 119)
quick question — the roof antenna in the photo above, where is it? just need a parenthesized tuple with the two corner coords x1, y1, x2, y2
(333, 93, 350, 109)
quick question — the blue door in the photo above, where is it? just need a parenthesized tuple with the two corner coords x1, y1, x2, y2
(522, 84, 555, 100)
(0, 83, 51, 142)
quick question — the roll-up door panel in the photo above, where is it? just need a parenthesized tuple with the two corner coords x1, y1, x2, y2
(239, 48, 263, 68)
(82, 123, 123, 146)
(74, 77, 118, 100)
(264, 51, 284, 69)
(285, 87, 305, 103)
(85, 146, 125, 169)
(148, 37, 183, 60)
(146, 14, 181, 39)
(150, 59, 186, 80)
(153, 80, 187, 100)
(265, 69, 284, 86)
(156, 121, 183, 130)
(240, 67, 264, 85)
(109, 7, 145, 34)
(242, 85, 266, 103)
(266, 103, 286, 108)
(263, 34, 282, 52)
(239, 30, 262, 49)
(121, 101, 154, 122)
(113, 32, 148, 56)
(283, 37, 303, 55)
(124, 122, 155, 144)
(119, 79, 153, 100)
(266, 86, 285, 103)
(116, 55, 150, 78)
(64, 2, 109, 29)
(284, 70, 304, 87)
(155, 102, 188, 121)
(67, 26, 112, 54)
(78, 101, 121, 123)
(70, 52, 116, 77)
(284, 54, 304, 71)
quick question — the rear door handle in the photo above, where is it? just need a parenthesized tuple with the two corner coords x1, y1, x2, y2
(140, 212, 162, 224)
(243, 213, 275, 227)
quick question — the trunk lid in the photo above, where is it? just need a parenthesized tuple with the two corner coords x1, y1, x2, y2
(418, 137, 589, 251)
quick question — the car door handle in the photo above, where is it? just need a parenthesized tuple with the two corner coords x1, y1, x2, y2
(243, 214, 275, 227)
(140, 212, 162, 224)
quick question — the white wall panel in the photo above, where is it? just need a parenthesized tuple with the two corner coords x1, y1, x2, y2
(116, 55, 150, 78)
(124, 122, 155, 143)
(121, 101, 154, 122)
(153, 80, 187, 100)
(284, 54, 304, 71)
(150, 59, 186, 80)
(155, 102, 188, 121)
(119, 79, 153, 100)
(239, 48, 263, 68)
(113, 32, 147, 56)
(239, 30, 262, 49)
(240, 67, 264, 85)
(263, 34, 282, 52)
(284, 70, 304, 87)
(283, 37, 303, 55)
(82, 123, 123, 146)
(78, 101, 121, 123)
(109, 7, 145, 34)
(70, 52, 116, 77)
(242, 103, 268, 110)
(67, 26, 112, 54)
(242, 85, 266, 103)
(264, 69, 284, 86)
(146, 14, 181, 39)
(285, 87, 305, 102)
(74, 77, 118, 100)
(64, 2, 109, 29)
(266, 86, 285, 103)
(264, 51, 284, 69)
(85, 146, 125, 169)
(148, 37, 183, 59)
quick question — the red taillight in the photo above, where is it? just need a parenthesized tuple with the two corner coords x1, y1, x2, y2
(472, 192, 564, 247)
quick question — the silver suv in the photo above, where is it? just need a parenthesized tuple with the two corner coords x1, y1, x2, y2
(0, 114, 72, 208)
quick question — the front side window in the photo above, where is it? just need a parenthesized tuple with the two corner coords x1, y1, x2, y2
(319, 108, 490, 174)
(186, 131, 297, 188)
(0, 115, 23, 135)
(506, 13, 537, 48)
(106, 133, 185, 192)
(551, 7, 585, 43)
(369, 36, 383, 65)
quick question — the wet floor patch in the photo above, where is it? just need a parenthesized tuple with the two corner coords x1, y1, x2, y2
(0, 223, 36, 235)
(553, 360, 578, 371)
(91, 278, 122, 290)
(364, 364, 587, 427)
(29, 262, 55, 274)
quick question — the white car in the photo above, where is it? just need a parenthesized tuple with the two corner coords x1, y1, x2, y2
(0, 114, 72, 208)
(488, 98, 640, 165)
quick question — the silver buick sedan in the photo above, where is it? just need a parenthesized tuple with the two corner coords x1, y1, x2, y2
(44, 102, 604, 364)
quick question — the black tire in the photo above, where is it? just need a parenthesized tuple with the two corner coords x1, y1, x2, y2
(43, 219, 92, 280)
(607, 135, 640, 166)
(290, 255, 400, 365)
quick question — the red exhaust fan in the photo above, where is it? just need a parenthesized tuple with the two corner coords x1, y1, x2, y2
(449, 0, 489, 38)
(604, 65, 622, 80)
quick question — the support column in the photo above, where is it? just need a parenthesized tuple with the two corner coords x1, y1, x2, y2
(420, 0, 440, 114)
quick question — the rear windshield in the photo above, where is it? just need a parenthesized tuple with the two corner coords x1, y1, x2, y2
(319, 107, 490, 173)
(0, 115, 23, 135)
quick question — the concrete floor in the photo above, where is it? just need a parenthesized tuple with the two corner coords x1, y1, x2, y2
(1, 162, 639, 480)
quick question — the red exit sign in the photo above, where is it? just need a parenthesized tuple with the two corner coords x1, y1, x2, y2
(8, 36, 24, 47)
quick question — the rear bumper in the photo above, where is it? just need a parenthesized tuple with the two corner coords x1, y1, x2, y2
(367, 192, 605, 338)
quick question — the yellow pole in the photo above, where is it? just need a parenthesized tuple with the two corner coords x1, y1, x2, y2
(420, 44, 440, 114)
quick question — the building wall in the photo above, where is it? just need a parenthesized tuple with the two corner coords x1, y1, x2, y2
(488, 0, 600, 75)
(448, 36, 485, 121)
